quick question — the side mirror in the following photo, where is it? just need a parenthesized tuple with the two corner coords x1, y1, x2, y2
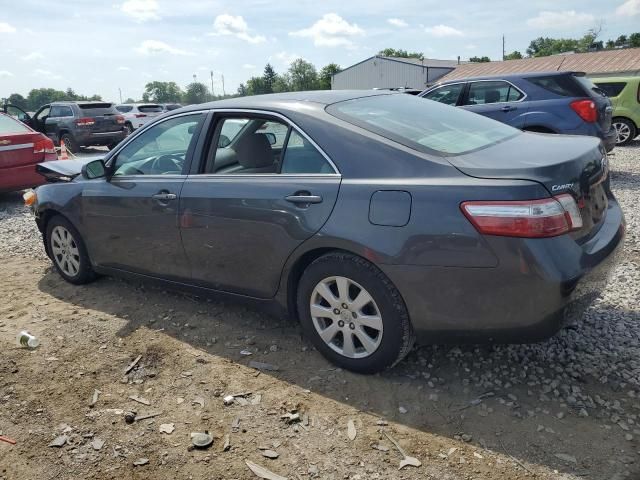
(81, 159, 107, 179)
(264, 132, 276, 145)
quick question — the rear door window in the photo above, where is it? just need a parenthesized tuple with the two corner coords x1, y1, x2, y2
(465, 81, 522, 105)
(422, 83, 464, 105)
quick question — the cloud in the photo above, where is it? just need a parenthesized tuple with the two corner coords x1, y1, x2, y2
(526, 10, 595, 29)
(274, 51, 303, 66)
(465, 44, 477, 50)
(387, 18, 408, 28)
(121, 0, 160, 22)
(0, 70, 14, 77)
(0, 22, 16, 33)
(210, 14, 266, 44)
(290, 13, 364, 47)
(424, 24, 463, 37)
(135, 40, 193, 55)
(22, 52, 43, 61)
(33, 69, 62, 80)
(117, 66, 131, 71)
(616, 0, 640, 16)
(242, 63, 257, 69)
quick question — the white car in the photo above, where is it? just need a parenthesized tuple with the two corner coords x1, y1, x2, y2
(115, 104, 164, 134)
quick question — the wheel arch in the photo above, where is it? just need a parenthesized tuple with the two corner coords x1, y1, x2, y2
(522, 125, 556, 134)
(37, 209, 76, 258)
(612, 116, 638, 130)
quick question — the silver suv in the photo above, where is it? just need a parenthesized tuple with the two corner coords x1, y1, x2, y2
(115, 103, 164, 134)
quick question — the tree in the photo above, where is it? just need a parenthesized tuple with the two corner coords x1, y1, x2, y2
(143, 81, 183, 103)
(318, 63, 341, 90)
(26, 88, 67, 110)
(606, 40, 616, 49)
(7, 93, 27, 109)
(272, 74, 291, 93)
(183, 82, 210, 104)
(124, 97, 136, 103)
(378, 48, 424, 60)
(615, 34, 628, 46)
(469, 56, 491, 62)
(288, 59, 319, 91)
(262, 63, 277, 94)
(245, 76, 270, 96)
(630, 33, 640, 47)
(237, 83, 248, 96)
(504, 51, 523, 60)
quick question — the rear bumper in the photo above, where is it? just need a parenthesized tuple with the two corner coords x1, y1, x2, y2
(380, 197, 625, 344)
(602, 127, 617, 152)
(0, 164, 46, 193)
(75, 129, 126, 146)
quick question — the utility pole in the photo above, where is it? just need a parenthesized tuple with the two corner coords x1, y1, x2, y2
(210, 71, 215, 98)
(193, 74, 197, 83)
(118, 88, 122, 103)
(502, 35, 505, 61)
(221, 74, 226, 96)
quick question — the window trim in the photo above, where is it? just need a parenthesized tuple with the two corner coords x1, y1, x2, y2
(107, 110, 206, 178)
(195, 108, 341, 177)
(463, 79, 527, 106)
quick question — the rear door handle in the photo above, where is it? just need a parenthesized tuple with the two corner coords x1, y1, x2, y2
(285, 194, 323, 205)
(152, 192, 177, 201)
(501, 105, 516, 112)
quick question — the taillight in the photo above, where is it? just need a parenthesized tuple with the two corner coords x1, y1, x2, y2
(570, 99, 597, 123)
(33, 138, 56, 155)
(115, 115, 125, 124)
(461, 195, 583, 238)
(135, 113, 147, 118)
(75, 117, 96, 126)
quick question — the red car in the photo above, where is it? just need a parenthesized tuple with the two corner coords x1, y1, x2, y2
(0, 112, 58, 193)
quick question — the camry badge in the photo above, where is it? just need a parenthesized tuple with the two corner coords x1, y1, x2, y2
(551, 183, 574, 192)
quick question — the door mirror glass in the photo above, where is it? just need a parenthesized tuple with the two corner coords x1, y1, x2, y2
(82, 159, 107, 179)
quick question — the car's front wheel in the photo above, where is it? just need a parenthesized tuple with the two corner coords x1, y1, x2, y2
(47, 216, 96, 285)
(612, 118, 637, 146)
(297, 252, 414, 373)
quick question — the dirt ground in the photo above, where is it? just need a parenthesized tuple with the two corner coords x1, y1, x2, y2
(1, 146, 639, 480)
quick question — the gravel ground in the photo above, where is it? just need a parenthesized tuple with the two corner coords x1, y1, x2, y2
(0, 142, 639, 479)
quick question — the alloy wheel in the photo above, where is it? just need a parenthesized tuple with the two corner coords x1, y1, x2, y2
(51, 225, 81, 277)
(309, 276, 383, 359)
(613, 121, 631, 145)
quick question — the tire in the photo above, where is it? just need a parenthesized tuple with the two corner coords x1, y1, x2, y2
(296, 252, 414, 373)
(60, 133, 79, 153)
(612, 118, 637, 146)
(46, 215, 96, 285)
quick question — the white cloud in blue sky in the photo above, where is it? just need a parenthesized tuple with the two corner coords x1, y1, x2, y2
(1, 0, 639, 101)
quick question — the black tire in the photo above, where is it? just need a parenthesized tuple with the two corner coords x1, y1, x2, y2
(296, 252, 414, 373)
(612, 117, 637, 146)
(46, 215, 96, 285)
(60, 133, 79, 154)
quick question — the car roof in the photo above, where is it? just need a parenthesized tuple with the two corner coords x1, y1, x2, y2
(592, 76, 639, 83)
(180, 90, 395, 114)
(51, 101, 112, 105)
(435, 70, 586, 85)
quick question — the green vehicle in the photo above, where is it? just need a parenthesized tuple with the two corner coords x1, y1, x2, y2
(592, 76, 640, 146)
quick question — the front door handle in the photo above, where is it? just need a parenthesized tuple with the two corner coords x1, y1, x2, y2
(285, 194, 323, 205)
(501, 105, 516, 112)
(152, 192, 177, 201)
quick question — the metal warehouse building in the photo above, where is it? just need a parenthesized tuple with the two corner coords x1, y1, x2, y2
(331, 56, 459, 90)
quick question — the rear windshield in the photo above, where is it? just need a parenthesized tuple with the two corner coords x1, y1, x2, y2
(116, 105, 133, 113)
(527, 75, 588, 97)
(78, 103, 116, 116)
(594, 82, 627, 98)
(0, 114, 31, 134)
(326, 94, 519, 156)
(138, 105, 163, 113)
(574, 76, 607, 98)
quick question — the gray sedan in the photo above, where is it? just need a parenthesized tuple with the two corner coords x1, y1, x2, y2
(28, 91, 624, 373)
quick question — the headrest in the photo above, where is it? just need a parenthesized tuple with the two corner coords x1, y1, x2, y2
(235, 133, 273, 168)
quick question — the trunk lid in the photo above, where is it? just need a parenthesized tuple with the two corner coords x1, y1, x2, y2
(0, 131, 44, 169)
(449, 132, 609, 240)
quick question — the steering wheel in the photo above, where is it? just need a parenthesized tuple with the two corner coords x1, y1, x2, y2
(150, 153, 183, 174)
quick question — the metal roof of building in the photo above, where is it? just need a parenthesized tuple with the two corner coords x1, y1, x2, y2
(440, 48, 640, 81)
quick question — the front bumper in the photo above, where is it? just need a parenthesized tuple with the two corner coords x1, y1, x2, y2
(380, 198, 625, 344)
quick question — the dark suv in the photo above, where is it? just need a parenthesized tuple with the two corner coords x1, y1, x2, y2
(421, 71, 616, 152)
(23, 101, 127, 153)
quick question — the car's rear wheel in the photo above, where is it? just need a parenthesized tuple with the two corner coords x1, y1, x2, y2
(60, 133, 79, 154)
(124, 122, 133, 135)
(47, 216, 96, 285)
(612, 118, 636, 146)
(297, 252, 414, 373)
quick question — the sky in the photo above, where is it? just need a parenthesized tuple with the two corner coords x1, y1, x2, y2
(1, 0, 639, 102)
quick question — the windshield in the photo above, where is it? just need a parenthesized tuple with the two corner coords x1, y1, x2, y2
(326, 94, 520, 156)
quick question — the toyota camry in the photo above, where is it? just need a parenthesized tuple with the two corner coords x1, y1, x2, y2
(27, 91, 624, 373)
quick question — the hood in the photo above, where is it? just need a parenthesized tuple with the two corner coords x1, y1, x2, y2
(36, 156, 103, 182)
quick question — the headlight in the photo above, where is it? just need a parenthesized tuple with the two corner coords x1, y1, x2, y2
(23, 190, 37, 207)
